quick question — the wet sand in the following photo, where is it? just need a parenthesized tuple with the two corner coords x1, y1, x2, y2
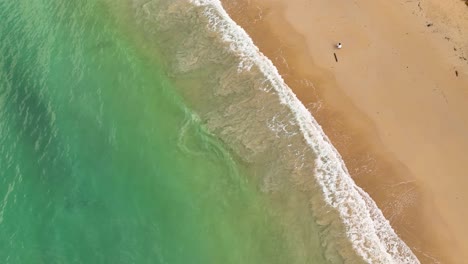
(221, 0, 468, 263)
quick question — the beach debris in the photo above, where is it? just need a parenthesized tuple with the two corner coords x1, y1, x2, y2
(334, 53, 338, 62)
(336, 42, 342, 49)
(426, 23, 433, 27)
(455, 70, 458, 77)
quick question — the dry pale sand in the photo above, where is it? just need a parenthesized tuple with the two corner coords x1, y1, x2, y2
(221, 0, 468, 263)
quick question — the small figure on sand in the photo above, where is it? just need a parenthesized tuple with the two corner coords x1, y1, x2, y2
(336, 42, 342, 49)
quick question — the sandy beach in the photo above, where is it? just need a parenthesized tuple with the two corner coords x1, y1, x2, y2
(222, 0, 468, 263)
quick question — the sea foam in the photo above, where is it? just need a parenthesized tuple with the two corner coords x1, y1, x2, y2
(189, 1, 420, 263)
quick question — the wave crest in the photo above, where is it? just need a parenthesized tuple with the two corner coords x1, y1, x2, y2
(133, 0, 420, 263)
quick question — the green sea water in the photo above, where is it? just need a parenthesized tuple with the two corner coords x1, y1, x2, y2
(0, 0, 332, 263)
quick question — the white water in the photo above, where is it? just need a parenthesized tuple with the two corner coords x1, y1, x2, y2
(189, 0, 420, 263)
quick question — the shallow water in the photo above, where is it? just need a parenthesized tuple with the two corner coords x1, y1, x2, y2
(139, 0, 419, 262)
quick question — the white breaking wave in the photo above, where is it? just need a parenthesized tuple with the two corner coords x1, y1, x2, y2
(189, 0, 420, 263)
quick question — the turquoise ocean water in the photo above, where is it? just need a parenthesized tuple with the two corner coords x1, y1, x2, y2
(0, 0, 419, 263)
(0, 0, 327, 263)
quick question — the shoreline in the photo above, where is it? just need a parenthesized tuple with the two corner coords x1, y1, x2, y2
(221, 0, 468, 263)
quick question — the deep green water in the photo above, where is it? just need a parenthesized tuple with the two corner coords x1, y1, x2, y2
(0, 0, 332, 263)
